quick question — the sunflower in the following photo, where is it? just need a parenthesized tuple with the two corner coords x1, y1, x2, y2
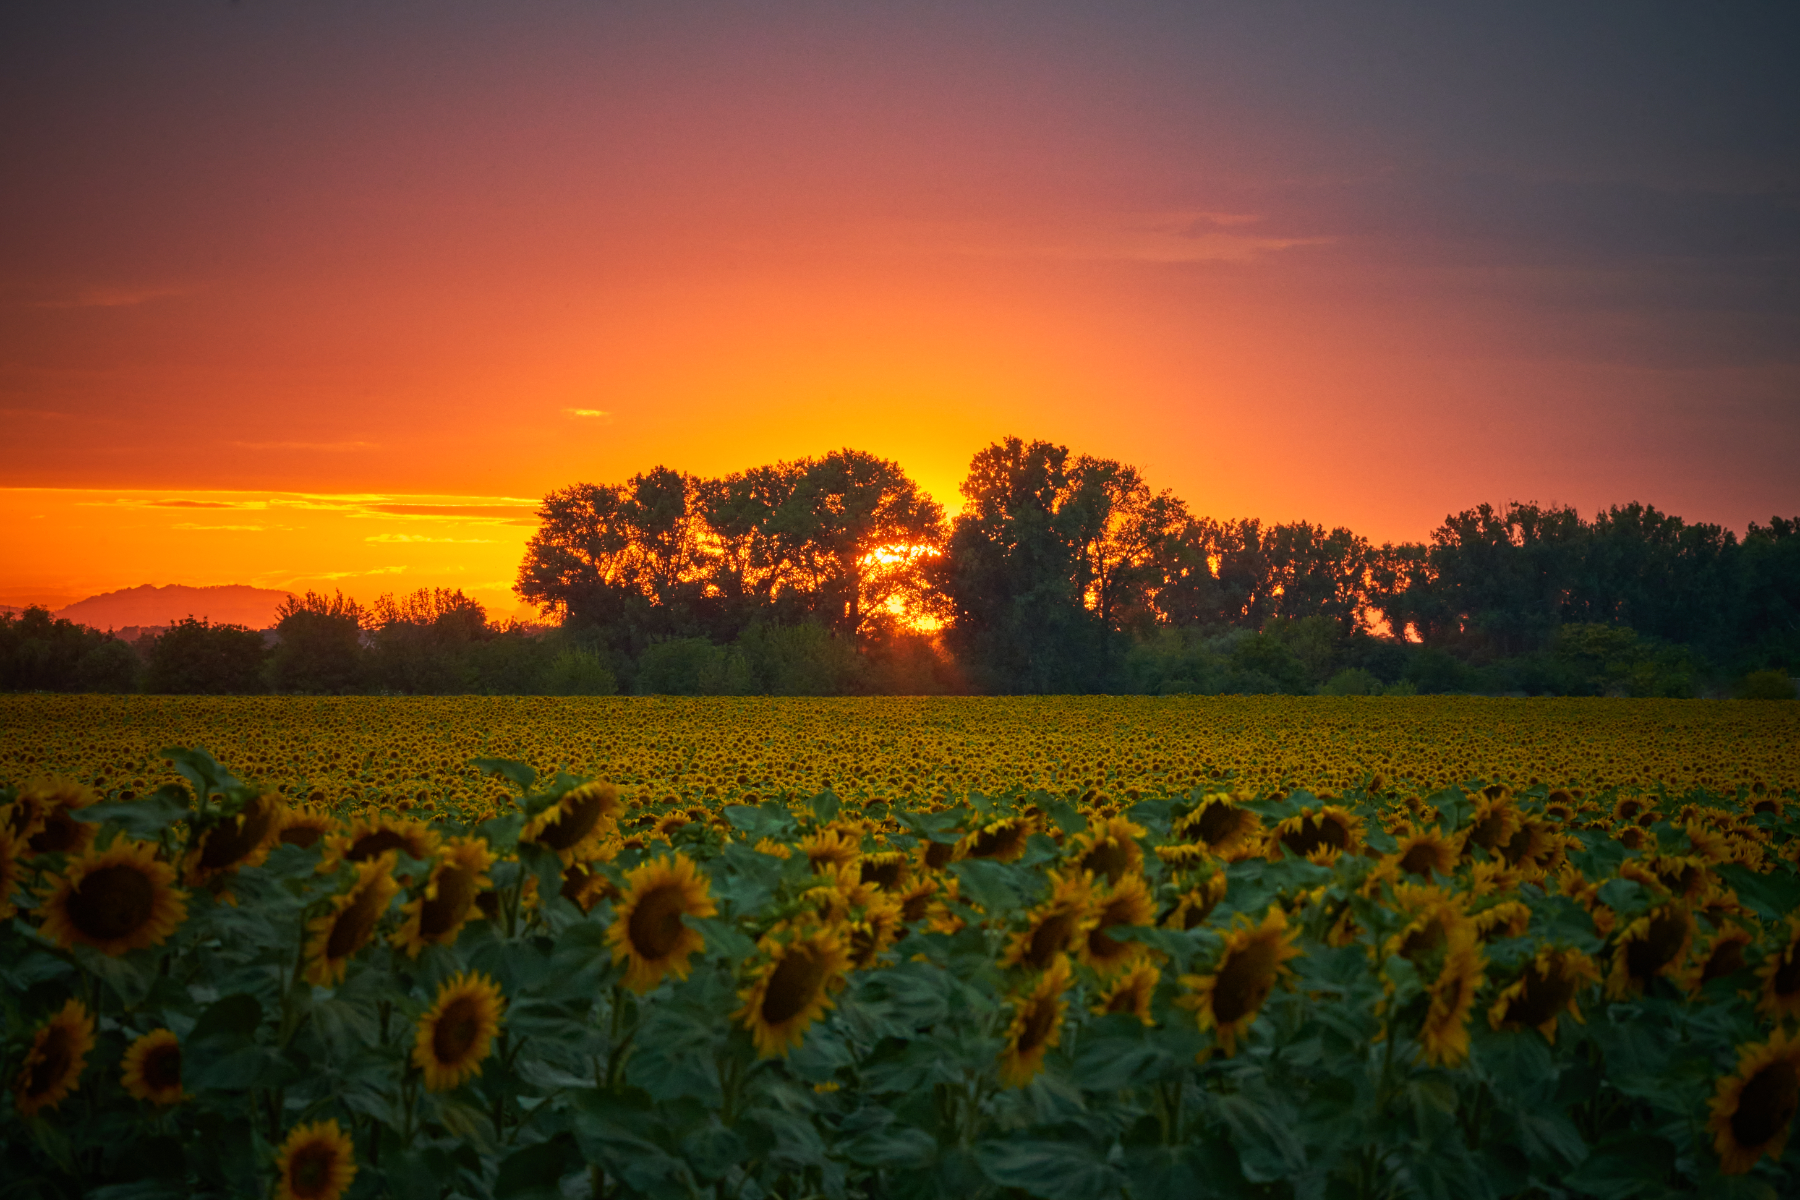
(560, 859, 621, 914)
(1471, 900, 1531, 942)
(1272, 806, 1365, 864)
(1710, 1029, 1800, 1175)
(304, 855, 400, 986)
(1001, 870, 1096, 971)
(1383, 886, 1468, 966)
(1154, 843, 1210, 869)
(736, 920, 852, 1058)
(1757, 916, 1800, 1021)
(1462, 791, 1522, 857)
(607, 852, 716, 993)
(1390, 828, 1463, 882)
(14, 999, 94, 1118)
(275, 1119, 357, 1200)
(1070, 816, 1147, 884)
(1163, 872, 1228, 931)
(1177, 906, 1302, 1056)
(847, 895, 905, 969)
(858, 850, 911, 893)
(897, 876, 939, 923)
(278, 806, 336, 849)
(1683, 925, 1754, 995)
(997, 955, 1073, 1088)
(39, 839, 187, 956)
(521, 782, 623, 865)
(13, 777, 99, 858)
(1487, 946, 1601, 1043)
(1605, 901, 1694, 999)
(323, 816, 438, 869)
(753, 837, 793, 860)
(1079, 873, 1156, 974)
(1094, 961, 1159, 1025)
(1175, 795, 1261, 859)
(916, 838, 957, 871)
(0, 825, 21, 921)
(1500, 818, 1559, 873)
(958, 817, 1030, 863)
(798, 828, 861, 874)
(412, 971, 505, 1091)
(184, 792, 287, 886)
(120, 1029, 183, 1105)
(1419, 926, 1485, 1068)
(393, 838, 495, 957)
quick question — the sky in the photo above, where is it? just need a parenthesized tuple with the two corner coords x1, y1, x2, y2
(3, 1, 1797, 615)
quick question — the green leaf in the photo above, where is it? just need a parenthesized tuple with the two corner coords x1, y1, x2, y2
(723, 800, 797, 844)
(810, 789, 841, 824)
(495, 1132, 580, 1200)
(76, 787, 190, 836)
(161, 747, 238, 798)
(1717, 863, 1800, 924)
(1036, 795, 1088, 837)
(949, 858, 1027, 914)
(517, 840, 566, 904)
(1214, 1092, 1306, 1183)
(976, 1138, 1126, 1200)
(1597, 878, 1647, 914)
(1430, 785, 1473, 834)
(1563, 1134, 1675, 1200)
(472, 757, 537, 794)
(834, 1108, 937, 1168)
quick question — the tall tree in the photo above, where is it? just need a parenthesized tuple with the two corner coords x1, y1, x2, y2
(268, 590, 367, 694)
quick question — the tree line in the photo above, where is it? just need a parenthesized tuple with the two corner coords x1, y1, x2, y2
(3, 437, 1795, 697)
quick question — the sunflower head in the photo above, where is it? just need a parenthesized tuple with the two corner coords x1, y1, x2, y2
(736, 919, 853, 1058)
(1163, 872, 1228, 931)
(959, 817, 1031, 864)
(1001, 869, 1096, 971)
(1757, 916, 1800, 1021)
(39, 839, 188, 956)
(0, 825, 21, 921)
(1071, 816, 1147, 884)
(1418, 926, 1486, 1067)
(1487, 946, 1601, 1042)
(857, 850, 911, 893)
(797, 827, 861, 874)
(393, 837, 496, 957)
(1605, 901, 1694, 1000)
(1095, 961, 1160, 1025)
(1273, 806, 1365, 864)
(1684, 925, 1755, 995)
(13, 776, 100, 858)
(607, 852, 716, 993)
(412, 971, 506, 1091)
(1177, 906, 1302, 1056)
(185, 791, 287, 885)
(1176, 795, 1261, 859)
(121, 1029, 183, 1105)
(276, 1118, 358, 1200)
(1711, 1028, 1800, 1175)
(1390, 827, 1463, 882)
(14, 998, 94, 1118)
(304, 854, 400, 987)
(278, 806, 337, 849)
(1463, 792, 1522, 855)
(998, 955, 1073, 1088)
(1079, 873, 1156, 973)
(324, 816, 438, 871)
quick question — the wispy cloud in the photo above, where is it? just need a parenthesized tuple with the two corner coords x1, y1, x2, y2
(172, 523, 266, 532)
(365, 534, 496, 544)
(150, 499, 247, 509)
(34, 285, 189, 309)
(885, 210, 1330, 265)
(563, 408, 612, 420)
(231, 440, 378, 452)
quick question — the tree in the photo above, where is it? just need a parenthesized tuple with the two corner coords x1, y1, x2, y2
(0, 607, 139, 692)
(142, 617, 266, 694)
(367, 588, 491, 694)
(268, 591, 367, 694)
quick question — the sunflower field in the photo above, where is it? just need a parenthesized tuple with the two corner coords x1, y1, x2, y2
(3, 696, 1800, 1199)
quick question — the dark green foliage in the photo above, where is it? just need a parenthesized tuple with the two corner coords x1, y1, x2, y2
(266, 590, 366, 694)
(0, 607, 139, 692)
(141, 617, 267, 694)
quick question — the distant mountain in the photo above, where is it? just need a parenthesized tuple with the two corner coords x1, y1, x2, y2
(55, 584, 295, 631)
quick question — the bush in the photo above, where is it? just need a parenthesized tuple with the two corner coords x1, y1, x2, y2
(636, 638, 751, 695)
(1318, 667, 1382, 696)
(539, 648, 618, 695)
(142, 617, 266, 694)
(1739, 669, 1797, 700)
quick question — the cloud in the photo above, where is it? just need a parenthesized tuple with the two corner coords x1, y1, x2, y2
(149, 499, 244, 509)
(172, 523, 266, 532)
(231, 440, 378, 452)
(362, 503, 537, 520)
(886, 211, 1331, 265)
(34, 285, 189, 309)
(563, 408, 612, 420)
(365, 534, 497, 544)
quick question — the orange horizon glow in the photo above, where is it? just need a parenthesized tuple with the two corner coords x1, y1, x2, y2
(4, 6, 1796, 613)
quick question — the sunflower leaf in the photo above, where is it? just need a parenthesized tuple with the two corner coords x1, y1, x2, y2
(975, 1137, 1126, 1200)
(76, 786, 191, 836)
(471, 758, 537, 796)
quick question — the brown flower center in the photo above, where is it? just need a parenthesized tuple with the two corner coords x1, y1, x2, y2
(628, 883, 689, 960)
(67, 864, 154, 941)
(419, 866, 478, 940)
(761, 945, 828, 1025)
(1280, 816, 1349, 859)
(25, 1027, 72, 1099)
(30, 809, 87, 855)
(143, 1042, 181, 1093)
(198, 797, 279, 871)
(1212, 937, 1281, 1026)
(860, 858, 905, 890)
(968, 822, 1024, 860)
(1079, 840, 1132, 884)
(348, 829, 411, 861)
(1701, 939, 1748, 985)
(1731, 1060, 1800, 1152)
(281, 823, 325, 848)
(325, 880, 387, 960)
(1022, 910, 1078, 969)
(288, 1142, 339, 1199)
(1624, 910, 1688, 985)
(535, 788, 614, 851)
(1196, 804, 1252, 849)
(923, 841, 955, 870)
(1398, 841, 1448, 880)
(432, 996, 484, 1066)
(1509, 961, 1577, 1028)
(1014, 993, 1058, 1056)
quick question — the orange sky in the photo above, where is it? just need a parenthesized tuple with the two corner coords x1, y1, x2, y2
(4, 4, 1797, 614)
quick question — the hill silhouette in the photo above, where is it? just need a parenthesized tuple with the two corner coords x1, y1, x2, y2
(56, 584, 295, 631)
